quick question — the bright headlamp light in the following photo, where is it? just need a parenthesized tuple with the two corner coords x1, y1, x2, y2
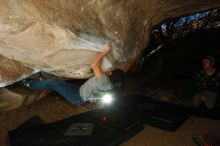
(101, 93, 113, 104)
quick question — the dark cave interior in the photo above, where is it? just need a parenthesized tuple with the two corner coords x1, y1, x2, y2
(142, 28, 220, 81)
(135, 8, 220, 103)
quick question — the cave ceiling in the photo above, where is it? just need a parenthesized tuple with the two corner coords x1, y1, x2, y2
(0, 0, 220, 87)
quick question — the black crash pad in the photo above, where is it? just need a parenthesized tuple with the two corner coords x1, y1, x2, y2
(83, 109, 144, 138)
(8, 109, 144, 146)
(115, 95, 192, 132)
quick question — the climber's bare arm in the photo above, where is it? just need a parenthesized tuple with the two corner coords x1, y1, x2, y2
(91, 42, 112, 79)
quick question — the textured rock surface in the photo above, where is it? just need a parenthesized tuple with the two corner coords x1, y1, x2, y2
(0, 0, 220, 86)
(0, 55, 34, 87)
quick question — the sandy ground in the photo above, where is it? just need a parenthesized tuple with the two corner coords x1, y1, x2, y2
(0, 94, 220, 146)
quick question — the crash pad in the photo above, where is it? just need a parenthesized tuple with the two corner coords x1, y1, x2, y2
(7, 109, 144, 146)
(115, 95, 192, 132)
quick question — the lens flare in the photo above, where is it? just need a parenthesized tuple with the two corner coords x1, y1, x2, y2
(102, 93, 113, 104)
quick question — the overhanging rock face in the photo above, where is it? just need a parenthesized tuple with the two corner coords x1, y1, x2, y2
(0, 0, 220, 86)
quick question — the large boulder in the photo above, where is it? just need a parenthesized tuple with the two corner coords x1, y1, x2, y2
(0, 0, 220, 86)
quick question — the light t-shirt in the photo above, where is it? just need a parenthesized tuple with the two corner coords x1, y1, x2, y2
(79, 74, 113, 102)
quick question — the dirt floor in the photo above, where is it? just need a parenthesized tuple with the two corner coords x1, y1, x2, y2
(0, 94, 220, 146)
